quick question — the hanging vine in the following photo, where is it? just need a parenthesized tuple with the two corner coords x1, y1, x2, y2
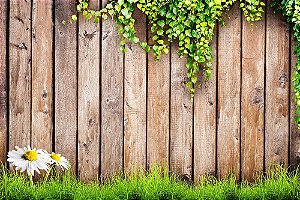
(72, 0, 300, 128)
(272, 0, 300, 128)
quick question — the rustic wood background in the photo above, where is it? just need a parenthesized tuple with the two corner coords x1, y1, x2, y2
(0, 0, 299, 181)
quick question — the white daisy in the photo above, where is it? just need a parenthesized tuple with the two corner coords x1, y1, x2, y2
(7, 146, 51, 176)
(48, 152, 70, 170)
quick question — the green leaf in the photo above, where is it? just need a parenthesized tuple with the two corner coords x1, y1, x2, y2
(163, 48, 169, 54)
(71, 15, 77, 21)
(102, 14, 108, 20)
(157, 29, 164, 35)
(157, 40, 164, 45)
(191, 76, 197, 84)
(214, 0, 221, 5)
(186, 81, 192, 88)
(133, 37, 139, 43)
(106, 3, 113, 9)
(157, 20, 165, 28)
(140, 42, 147, 49)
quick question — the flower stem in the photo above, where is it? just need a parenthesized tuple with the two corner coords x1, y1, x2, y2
(29, 173, 33, 186)
(44, 165, 53, 182)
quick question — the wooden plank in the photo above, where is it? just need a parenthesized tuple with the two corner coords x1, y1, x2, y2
(194, 30, 217, 181)
(0, 0, 7, 163)
(55, 0, 78, 170)
(265, 0, 290, 168)
(289, 35, 299, 169)
(78, 0, 100, 181)
(31, 0, 53, 152)
(147, 36, 170, 168)
(170, 45, 193, 179)
(9, 0, 32, 150)
(241, 13, 265, 180)
(217, 3, 241, 178)
(101, 4, 124, 177)
(124, 9, 147, 172)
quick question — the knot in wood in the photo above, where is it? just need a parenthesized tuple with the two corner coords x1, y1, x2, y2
(16, 43, 27, 50)
(42, 89, 48, 98)
(83, 30, 96, 39)
(181, 174, 192, 183)
(253, 87, 263, 104)
(102, 30, 111, 40)
(88, 118, 96, 127)
(279, 73, 288, 88)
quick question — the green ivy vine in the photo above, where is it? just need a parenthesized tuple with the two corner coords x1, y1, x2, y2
(273, 0, 300, 128)
(73, 0, 264, 94)
(73, 0, 300, 128)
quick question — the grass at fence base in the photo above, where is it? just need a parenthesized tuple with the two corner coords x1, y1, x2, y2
(1, 165, 300, 200)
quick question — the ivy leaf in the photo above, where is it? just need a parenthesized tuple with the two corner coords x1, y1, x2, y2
(186, 81, 192, 89)
(191, 76, 197, 84)
(140, 42, 147, 49)
(133, 37, 139, 43)
(102, 14, 108, 20)
(94, 17, 99, 23)
(121, 8, 131, 19)
(163, 48, 169, 54)
(118, 0, 124, 5)
(157, 40, 164, 45)
(157, 20, 165, 28)
(77, 4, 82, 12)
(157, 29, 164, 35)
(71, 15, 77, 21)
(214, 0, 221, 5)
(106, 3, 113, 9)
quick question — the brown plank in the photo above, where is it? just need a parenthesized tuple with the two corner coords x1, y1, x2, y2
(147, 36, 170, 168)
(124, 9, 147, 172)
(217, 3, 241, 178)
(290, 34, 299, 169)
(0, 0, 7, 163)
(170, 44, 193, 178)
(78, 0, 100, 181)
(101, 4, 124, 177)
(265, 0, 290, 168)
(55, 0, 78, 170)
(9, 0, 32, 150)
(241, 13, 265, 180)
(194, 30, 217, 181)
(31, 0, 53, 152)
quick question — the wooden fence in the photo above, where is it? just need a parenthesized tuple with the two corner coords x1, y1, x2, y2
(0, 0, 299, 181)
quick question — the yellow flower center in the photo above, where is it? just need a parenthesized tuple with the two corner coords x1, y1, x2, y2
(23, 150, 38, 161)
(51, 153, 61, 162)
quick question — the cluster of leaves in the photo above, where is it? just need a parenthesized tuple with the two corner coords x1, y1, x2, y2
(272, 0, 300, 128)
(74, 0, 265, 96)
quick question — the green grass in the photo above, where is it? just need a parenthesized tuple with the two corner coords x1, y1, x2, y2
(1, 165, 300, 199)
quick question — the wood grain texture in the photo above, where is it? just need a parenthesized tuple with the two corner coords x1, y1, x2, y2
(101, 7, 124, 177)
(0, 0, 7, 163)
(78, 0, 100, 181)
(265, 0, 290, 168)
(55, 0, 78, 169)
(9, 0, 32, 150)
(31, 0, 53, 152)
(290, 37, 300, 169)
(194, 30, 217, 181)
(124, 9, 147, 172)
(241, 14, 265, 180)
(147, 36, 170, 167)
(217, 3, 241, 178)
(170, 44, 193, 178)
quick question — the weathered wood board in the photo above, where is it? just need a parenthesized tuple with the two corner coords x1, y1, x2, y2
(217, 3, 241, 179)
